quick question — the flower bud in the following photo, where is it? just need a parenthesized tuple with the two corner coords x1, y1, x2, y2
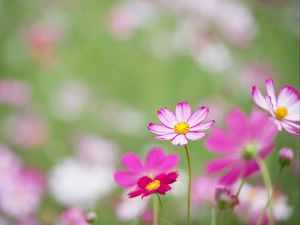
(215, 186, 239, 210)
(278, 148, 293, 167)
(85, 212, 97, 223)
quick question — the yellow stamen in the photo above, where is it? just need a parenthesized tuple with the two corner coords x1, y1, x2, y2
(174, 122, 190, 134)
(146, 180, 160, 191)
(275, 106, 288, 121)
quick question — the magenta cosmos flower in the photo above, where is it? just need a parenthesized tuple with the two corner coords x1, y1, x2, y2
(252, 78, 300, 135)
(148, 101, 215, 146)
(114, 147, 179, 188)
(128, 172, 178, 199)
(205, 108, 277, 185)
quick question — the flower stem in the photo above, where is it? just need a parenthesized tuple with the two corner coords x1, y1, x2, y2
(157, 194, 164, 225)
(184, 145, 192, 225)
(256, 157, 274, 225)
(211, 207, 216, 225)
(153, 194, 159, 225)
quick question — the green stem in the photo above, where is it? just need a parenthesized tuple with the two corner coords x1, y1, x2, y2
(184, 145, 192, 225)
(157, 194, 164, 225)
(211, 207, 216, 225)
(153, 194, 159, 225)
(256, 157, 274, 225)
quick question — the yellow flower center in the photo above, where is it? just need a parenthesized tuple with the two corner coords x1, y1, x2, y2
(146, 180, 160, 191)
(275, 106, 288, 121)
(174, 122, 190, 134)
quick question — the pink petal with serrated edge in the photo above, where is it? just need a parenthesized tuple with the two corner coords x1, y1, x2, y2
(157, 107, 177, 128)
(171, 134, 188, 146)
(175, 101, 192, 122)
(187, 106, 209, 127)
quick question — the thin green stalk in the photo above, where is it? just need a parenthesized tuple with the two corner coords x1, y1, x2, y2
(184, 145, 192, 225)
(153, 194, 159, 225)
(256, 157, 274, 225)
(211, 207, 216, 225)
(157, 194, 164, 225)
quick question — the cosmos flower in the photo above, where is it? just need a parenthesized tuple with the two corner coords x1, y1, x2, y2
(148, 101, 215, 146)
(252, 78, 300, 135)
(128, 172, 179, 199)
(60, 207, 91, 225)
(205, 108, 277, 185)
(114, 147, 179, 188)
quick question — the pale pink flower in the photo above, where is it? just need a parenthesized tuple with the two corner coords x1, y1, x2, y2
(192, 175, 218, 206)
(252, 78, 300, 135)
(205, 108, 277, 185)
(148, 101, 215, 146)
(60, 207, 91, 225)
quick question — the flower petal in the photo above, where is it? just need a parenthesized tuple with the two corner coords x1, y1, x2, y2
(281, 121, 300, 135)
(157, 154, 179, 173)
(252, 86, 268, 111)
(286, 101, 300, 121)
(277, 85, 300, 107)
(157, 107, 177, 128)
(259, 144, 274, 158)
(148, 123, 174, 135)
(226, 109, 249, 144)
(243, 160, 259, 178)
(128, 189, 145, 198)
(204, 128, 238, 153)
(175, 101, 192, 122)
(187, 106, 209, 127)
(171, 134, 188, 146)
(114, 171, 139, 188)
(145, 148, 164, 170)
(122, 152, 144, 172)
(189, 120, 215, 132)
(206, 157, 236, 174)
(154, 133, 177, 140)
(185, 132, 205, 141)
(219, 166, 241, 185)
(265, 79, 277, 109)
(138, 176, 152, 188)
(157, 184, 172, 194)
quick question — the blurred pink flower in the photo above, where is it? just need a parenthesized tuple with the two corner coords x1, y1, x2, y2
(6, 114, 49, 149)
(17, 217, 39, 225)
(114, 147, 179, 188)
(128, 172, 178, 199)
(0, 168, 45, 219)
(205, 108, 277, 185)
(192, 175, 218, 206)
(60, 207, 91, 225)
(0, 79, 31, 107)
(252, 78, 300, 135)
(148, 101, 215, 146)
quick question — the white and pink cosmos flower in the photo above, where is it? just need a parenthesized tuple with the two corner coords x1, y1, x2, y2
(252, 78, 300, 135)
(148, 101, 215, 146)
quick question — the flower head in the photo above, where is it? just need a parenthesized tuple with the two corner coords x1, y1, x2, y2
(278, 148, 294, 167)
(114, 147, 179, 188)
(128, 172, 179, 199)
(205, 108, 277, 185)
(60, 207, 92, 225)
(252, 78, 300, 135)
(215, 186, 239, 210)
(148, 101, 215, 146)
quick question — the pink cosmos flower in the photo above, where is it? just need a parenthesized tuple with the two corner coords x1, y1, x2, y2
(128, 172, 178, 199)
(252, 78, 300, 135)
(205, 108, 277, 185)
(192, 175, 218, 206)
(148, 101, 215, 146)
(114, 147, 179, 188)
(60, 207, 91, 225)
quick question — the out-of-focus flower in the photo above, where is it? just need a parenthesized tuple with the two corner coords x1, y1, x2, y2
(252, 78, 300, 135)
(148, 101, 215, 146)
(236, 183, 293, 225)
(0, 79, 31, 107)
(215, 186, 239, 210)
(23, 22, 63, 65)
(116, 191, 148, 221)
(205, 109, 277, 185)
(49, 158, 113, 207)
(74, 135, 118, 168)
(170, 170, 188, 197)
(128, 172, 178, 199)
(50, 81, 90, 122)
(17, 217, 39, 225)
(192, 175, 218, 206)
(107, 1, 156, 39)
(5, 114, 49, 149)
(0, 168, 45, 219)
(60, 207, 92, 225)
(114, 147, 179, 188)
(140, 208, 153, 225)
(278, 147, 294, 166)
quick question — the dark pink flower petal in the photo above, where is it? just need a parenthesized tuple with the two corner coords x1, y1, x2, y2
(128, 189, 145, 198)
(204, 128, 238, 153)
(243, 160, 259, 178)
(162, 172, 179, 184)
(187, 106, 209, 127)
(148, 123, 174, 135)
(189, 120, 215, 132)
(259, 144, 275, 158)
(175, 101, 192, 122)
(185, 132, 205, 141)
(138, 176, 153, 189)
(157, 107, 177, 128)
(206, 158, 235, 174)
(219, 166, 241, 185)
(142, 190, 155, 198)
(145, 148, 165, 170)
(277, 85, 300, 107)
(157, 184, 172, 194)
(122, 152, 143, 172)
(156, 154, 179, 173)
(226, 109, 249, 144)
(114, 171, 139, 188)
(171, 134, 188, 146)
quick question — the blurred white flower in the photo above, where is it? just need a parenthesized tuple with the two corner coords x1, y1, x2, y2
(170, 170, 188, 197)
(74, 135, 118, 168)
(50, 81, 90, 121)
(49, 158, 114, 207)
